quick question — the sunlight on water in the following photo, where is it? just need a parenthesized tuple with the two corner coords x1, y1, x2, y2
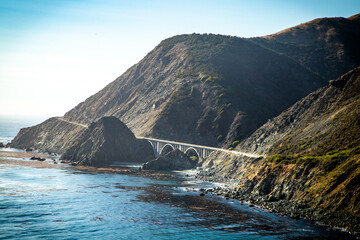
(0, 117, 357, 239)
(0, 161, 356, 240)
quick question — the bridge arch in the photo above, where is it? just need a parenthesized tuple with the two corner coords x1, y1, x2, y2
(206, 150, 217, 160)
(160, 144, 175, 156)
(146, 140, 158, 157)
(185, 147, 200, 161)
(140, 137, 261, 161)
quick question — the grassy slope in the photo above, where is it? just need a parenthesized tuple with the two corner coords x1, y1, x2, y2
(149, 34, 325, 146)
(63, 33, 324, 148)
(252, 15, 360, 81)
(262, 67, 360, 215)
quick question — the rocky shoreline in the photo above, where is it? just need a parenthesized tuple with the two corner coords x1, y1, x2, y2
(192, 171, 360, 237)
(2, 147, 359, 237)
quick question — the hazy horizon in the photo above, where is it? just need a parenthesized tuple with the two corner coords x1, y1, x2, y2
(0, 0, 359, 118)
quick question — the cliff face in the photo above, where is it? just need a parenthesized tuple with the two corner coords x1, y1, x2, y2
(10, 117, 86, 154)
(142, 149, 197, 171)
(61, 117, 154, 166)
(252, 14, 360, 81)
(238, 66, 360, 156)
(201, 67, 360, 218)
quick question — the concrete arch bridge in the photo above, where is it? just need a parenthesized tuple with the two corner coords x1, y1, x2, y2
(139, 137, 261, 161)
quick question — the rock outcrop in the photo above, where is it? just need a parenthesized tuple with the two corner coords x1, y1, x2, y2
(238, 66, 360, 156)
(61, 117, 154, 166)
(10, 117, 86, 154)
(142, 149, 197, 171)
(200, 66, 360, 219)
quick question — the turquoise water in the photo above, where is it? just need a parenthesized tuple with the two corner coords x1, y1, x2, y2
(0, 116, 357, 239)
(0, 162, 356, 240)
(0, 115, 45, 144)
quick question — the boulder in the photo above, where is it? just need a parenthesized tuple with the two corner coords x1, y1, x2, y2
(142, 149, 197, 171)
(30, 156, 45, 161)
(60, 117, 154, 166)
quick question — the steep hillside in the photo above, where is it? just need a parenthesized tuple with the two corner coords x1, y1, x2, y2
(10, 117, 86, 154)
(229, 66, 359, 214)
(239, 66, 360, 156)
(196, 67, 360, 234)
(63, 34, 324, 147)
(11, 14, 360, 153)
(252, 14, 360, 81)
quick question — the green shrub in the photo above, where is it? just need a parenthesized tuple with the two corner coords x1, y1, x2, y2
(189, 86, 194, 97)
(268, 154, 293, 164)
(230, 140, 240, 148)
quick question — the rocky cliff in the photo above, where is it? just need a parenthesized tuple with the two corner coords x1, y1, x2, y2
(61, 117, 154, 166)
(247, 67, 360, 216)
(10, 117, 86, 154)
(252, 14, 360, 81)
(200, 66, 360, 224)
(142, 149, 197, 171)
(238, 66, 360, 156)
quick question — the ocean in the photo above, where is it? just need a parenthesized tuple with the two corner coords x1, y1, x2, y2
(0, 116, 356, 239)
(0, 116, 46, 145)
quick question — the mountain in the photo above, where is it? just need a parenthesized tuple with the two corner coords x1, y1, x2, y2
(252, 14, 360, 81)
(238, 66, 360, 156)
(63, 34, 326, 147)
(264, 67, 360, 215)
(11, 14, 360, 154)
(228, 66, 360, 214)
(197, 66, 360, 234)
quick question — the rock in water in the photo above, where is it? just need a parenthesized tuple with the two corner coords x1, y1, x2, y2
(142, 149, 197, 170)
(61, 117, 154, 166)
(30, 156, 46, 161)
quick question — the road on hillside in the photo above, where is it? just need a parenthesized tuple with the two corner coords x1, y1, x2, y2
(56, 118, 262, 158)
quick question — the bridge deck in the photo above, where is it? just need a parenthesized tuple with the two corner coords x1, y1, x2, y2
(138, 137, 262, 158)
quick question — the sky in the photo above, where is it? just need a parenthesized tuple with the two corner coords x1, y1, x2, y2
(0, 0, 359, 119)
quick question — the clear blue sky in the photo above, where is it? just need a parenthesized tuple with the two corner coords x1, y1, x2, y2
(0, 0, 359, 118)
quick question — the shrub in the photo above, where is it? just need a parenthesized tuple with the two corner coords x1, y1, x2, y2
(189, 86, 194, 97)
(230, 140, 240, 148)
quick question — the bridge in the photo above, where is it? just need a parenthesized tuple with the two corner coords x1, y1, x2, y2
(139, 137, 261, 160)
(56, 117, 261, 160)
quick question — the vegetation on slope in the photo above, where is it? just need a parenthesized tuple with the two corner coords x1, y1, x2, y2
(10, 118, 86, 154)
(11, 14, 360, 158)
(61, 32, 325, 148)
(252, 14, 360, 81)
(269, 67, 360, 156)
(243, 67, 360, 216)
